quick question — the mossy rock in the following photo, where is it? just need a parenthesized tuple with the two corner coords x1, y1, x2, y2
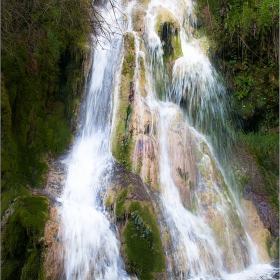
(124, 202, 165, 279)
(138, 56, 147, 97)
(1, 195, 49, 280)
(116, 188, 129, 217)
(105, 162, 166, 279)
(155, 9, 183, 61)
(111, 33, 136, 170)
(155, 9, 180, 33)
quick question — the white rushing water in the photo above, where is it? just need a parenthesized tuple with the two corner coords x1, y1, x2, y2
(132, 0, 277, 278)
(59, 2, 130, 279)
(58, 0, 278, 279)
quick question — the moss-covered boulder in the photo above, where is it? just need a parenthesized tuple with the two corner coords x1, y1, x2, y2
(105, 162, 166, 279)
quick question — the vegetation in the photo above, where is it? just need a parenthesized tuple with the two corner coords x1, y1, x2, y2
(1, 195, 49, 280)
(196, 0, 279, 133)
(1, 0, 103, 277)
(196, 0, 279, 234)
(1, 0, 94, 192)
(104, 179, 166, 280)
(238, 132, 279, 176)
(116, 189, 128, 217)
(123, 202, 165, 279)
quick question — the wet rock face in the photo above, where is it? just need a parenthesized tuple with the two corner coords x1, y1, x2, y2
(42, 207, 63, 280)
(166, 117, 197, 208)
(45, 161, 67, 197)
(243, 184, 279, 239)
(155, 9, 182, 62)
(111, 161, 151, 202)
(241, 199, 271, 263)
(234, 144, 279, 241)
(42, 160, 67, 280)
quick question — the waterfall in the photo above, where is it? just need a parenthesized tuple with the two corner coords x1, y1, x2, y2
(129, 0, 277, 278)
(58, 0, 278, 279)
(58, 2, 130, 279)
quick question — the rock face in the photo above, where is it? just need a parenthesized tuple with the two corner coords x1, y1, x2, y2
(235, 145, 279, 241)
(42, 161, 67, 280)
(42, 206, 63, 280)
(241, 199, 271, 263)
(243, 184, 279, 239)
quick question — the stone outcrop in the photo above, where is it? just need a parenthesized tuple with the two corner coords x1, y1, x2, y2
(243, 184, 279, 239)
(235, 145, 279, 240)
(241, 199, 271, 263)
(42, 160, 67, 280)
(105, 161, 166, 279)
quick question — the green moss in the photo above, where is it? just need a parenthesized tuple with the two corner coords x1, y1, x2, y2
(21, 247, 42, 280)
(189, 180, 194, 190)
(1, 195, 49, 280)
(138, 56, 147, 97)
(124, 105, 133, 146)
(156, 10, 182, 62)
(111, 33, 136, 170)
(116, 189, 128, 217)
(145, 174, 151, 185)
(239, 132, 279, 175)
(187, 195, 198, 214)
(123, 202, 165, 279)
(270, 237, 279, 260)
(1, 187, 31, 217)
(112, 119, 135, 170)
(1, 0, 90, 190)
(238, 132, 279, 212)
(104, 186, 117, 207)
(122, 54, 136, 79)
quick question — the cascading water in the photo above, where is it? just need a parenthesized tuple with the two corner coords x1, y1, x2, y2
(57, 0, 278, 279)
(126, 0, 277, 278)
(58, 2, 130, 279)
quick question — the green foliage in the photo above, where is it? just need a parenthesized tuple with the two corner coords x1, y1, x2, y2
(1, 195, 49, 280)
(1, 187, 31, 217)
(234, 74, 254, 100)
(239, 132, 279, 175)
(196, 0, 279, 131)
(1, 0, 91, 189)
(1, 0, 92, 278)
(123, 202, 165, 279)
(239, 132, 279, 212)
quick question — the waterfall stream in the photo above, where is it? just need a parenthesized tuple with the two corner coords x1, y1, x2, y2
(58, 0, 277, 279)
(58, 2, 129, 279)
